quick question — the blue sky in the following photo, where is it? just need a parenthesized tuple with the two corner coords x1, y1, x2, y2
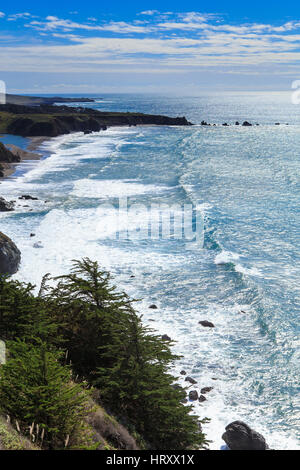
(1, 1, 300, 94)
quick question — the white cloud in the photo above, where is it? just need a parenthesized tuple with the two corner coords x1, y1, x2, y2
(1, 10, 300, 81)
(0, 12, 5, 18)
(7, 12, 32, 21)
(139, 10, 159, 16)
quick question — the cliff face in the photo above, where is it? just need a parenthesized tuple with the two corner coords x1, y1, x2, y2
(0, 142, 20, 163)
(0, 143, 20, 177)
(0, 103, 192, 138)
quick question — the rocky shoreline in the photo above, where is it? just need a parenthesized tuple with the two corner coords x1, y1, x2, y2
(0, 101, 276, 449)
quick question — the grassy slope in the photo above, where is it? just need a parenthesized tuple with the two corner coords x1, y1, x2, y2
(0, 399, 140, 451)
(0, 416, 39, 450)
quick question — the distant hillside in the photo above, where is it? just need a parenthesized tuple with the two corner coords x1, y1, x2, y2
(5, 94, 96, 106)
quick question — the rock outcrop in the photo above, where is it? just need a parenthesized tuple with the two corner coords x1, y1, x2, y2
(0, 232, 21, 275)
(0, 142, 20, 163)
(0, 197, 14, 212)
(222, 421, 268, 450)
(0, 142, 21, 177)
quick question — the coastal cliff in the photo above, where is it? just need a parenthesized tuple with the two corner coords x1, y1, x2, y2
(0, 103, 192, 138)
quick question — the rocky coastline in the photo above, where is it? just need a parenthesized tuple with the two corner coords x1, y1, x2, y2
(0, 100, 273, 450)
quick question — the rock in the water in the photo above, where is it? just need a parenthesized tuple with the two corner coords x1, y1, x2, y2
(198, 394, 207, 402)
(33, 242, 43, 249)
(185, 376, 197, 384)
(180, 370, 187, 375)
(201, 386, 213, 394)
(222, 421, 268, 450)
(199, 320, 215, 328)
(189, 390, 198, 401)
(161, 334, 171, 341)
(19, 194, 38, 201)
(0, 232, 21, 275)
(242, 121, 252, 126)
(0, 196, 14, 212)
(235, 121, 240, 125)
(149, 304, 158, 309)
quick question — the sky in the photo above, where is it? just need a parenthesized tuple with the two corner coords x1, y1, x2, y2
(1, 1, 300, 94)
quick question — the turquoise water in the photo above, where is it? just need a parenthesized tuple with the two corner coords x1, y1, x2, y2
(0, 92, 299, 449)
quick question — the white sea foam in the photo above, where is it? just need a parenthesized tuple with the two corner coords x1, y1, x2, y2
(214, 250, 240, 265)
(70, 179, 170, 199)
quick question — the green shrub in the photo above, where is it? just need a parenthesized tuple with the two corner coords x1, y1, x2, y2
(0, 340, 91, 449)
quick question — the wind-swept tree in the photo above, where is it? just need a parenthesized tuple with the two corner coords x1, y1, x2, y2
(48, 259, 207, 449)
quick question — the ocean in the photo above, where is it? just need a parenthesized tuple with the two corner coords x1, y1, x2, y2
(0, 92, 299, 449)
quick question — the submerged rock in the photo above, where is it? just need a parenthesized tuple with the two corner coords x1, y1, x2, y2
(199, 320, 215, 328)
(222, 421, 268, 450)
(0, 232, 21, 275)
(0, 196, 14, 212)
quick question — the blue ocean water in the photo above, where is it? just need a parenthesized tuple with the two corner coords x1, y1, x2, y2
(0, 92, 299, 449)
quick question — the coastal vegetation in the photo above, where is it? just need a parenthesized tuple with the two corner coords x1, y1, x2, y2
(0, 258, 207, 450)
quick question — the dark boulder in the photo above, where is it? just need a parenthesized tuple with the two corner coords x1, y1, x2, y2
(235, 121, 240, 125)
(180, 370, 187, 375)
(222, 421, 268, 450)
(199, 394, 207, 402)
(201, 386, 213, 394)
(149, 304, 158, 309)
(185, 376, 197, 385)
(19, 195, 38, 201)
(199, 320, 215, 328)
(189, 390, 198, 401)
(242, 121, 252, 126)
(161, 334, 171, 341)
(0, 196, 14, 212)
(0, 232, 21, 275)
